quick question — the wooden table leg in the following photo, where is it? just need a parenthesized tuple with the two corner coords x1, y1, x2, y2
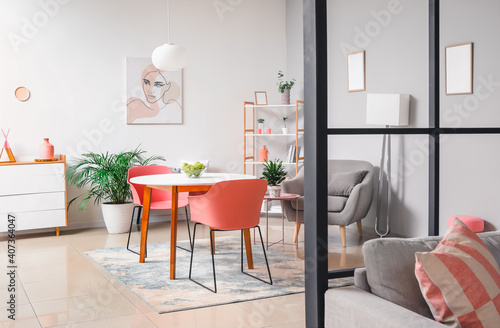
(170, 186, 178, 280)
(140, 187, 152, 263)
(243, 229, 254, 269)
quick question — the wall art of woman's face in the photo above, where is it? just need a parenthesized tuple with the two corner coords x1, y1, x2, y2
(142, 69, 170, 104)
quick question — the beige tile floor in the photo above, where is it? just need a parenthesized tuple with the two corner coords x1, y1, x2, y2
(0, 215, 375, 328)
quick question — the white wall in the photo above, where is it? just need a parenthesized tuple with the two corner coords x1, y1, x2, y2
(0, 0, 287, 228)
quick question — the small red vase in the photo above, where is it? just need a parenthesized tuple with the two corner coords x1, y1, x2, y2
(39, 138, 54, 159)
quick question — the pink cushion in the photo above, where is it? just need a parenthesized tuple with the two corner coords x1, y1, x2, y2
(415, 218, 500, 327)
(447, 215, 484, 232)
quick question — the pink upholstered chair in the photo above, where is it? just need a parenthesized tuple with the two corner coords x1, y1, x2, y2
(187, 179, 272, 293)
(127, 165, 191, 256)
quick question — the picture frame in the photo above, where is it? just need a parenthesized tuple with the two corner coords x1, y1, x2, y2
(445, 42, 473, 95)
(347, 50, 365, 92)
(254, 91, 268, 105)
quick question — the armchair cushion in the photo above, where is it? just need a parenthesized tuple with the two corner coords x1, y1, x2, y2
(328, 170, 368, 196)
(291, 196, 347, 213)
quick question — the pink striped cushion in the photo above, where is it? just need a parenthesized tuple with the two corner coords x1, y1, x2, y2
(415, 218, 500, 327)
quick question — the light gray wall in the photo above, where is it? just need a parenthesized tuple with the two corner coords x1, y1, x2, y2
(285, 0, 500, 237)
(327, 0, 429, 237)
(439, 0, 500, 234)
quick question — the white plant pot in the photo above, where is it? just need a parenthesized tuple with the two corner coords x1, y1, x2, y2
(268, 185, 282, 198)
(258, 123, 264, 131)
(282, 127, 289, 134)
(101, 202, 135, 234)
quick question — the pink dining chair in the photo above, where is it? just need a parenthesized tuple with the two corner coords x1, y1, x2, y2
(127, 165, 191, 256)
(187, 179, 272, 293)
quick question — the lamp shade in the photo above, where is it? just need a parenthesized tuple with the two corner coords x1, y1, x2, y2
(152, 43, 188, 71)
(366, 94, 410, 126)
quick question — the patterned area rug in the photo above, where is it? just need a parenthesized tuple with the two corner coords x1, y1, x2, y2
(85, 236, 353, 313)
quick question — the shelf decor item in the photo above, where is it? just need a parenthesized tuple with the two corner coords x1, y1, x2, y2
(15, 87, 31, 102)
(277, 70, 296, 105)
(347, 50, 366, 92)
(266, 128, 271, 134)
(258, 145, 269, 163)
(66, 147, 164, 234)
(282, 117, 288, 134)
(255, 91, 268, 105)
(0, 129, 15, 163)
(181, 161, 206, 178)
(445, 42, 473, 95)
(257, 118, 265, 134)
(261, 159, 287, 198)
(39, 138, 55, 160)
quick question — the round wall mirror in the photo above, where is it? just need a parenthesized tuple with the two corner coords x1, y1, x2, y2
(15, 87, 31, 102)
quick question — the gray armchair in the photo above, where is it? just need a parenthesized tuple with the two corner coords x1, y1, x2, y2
(282, 160, 374, 247)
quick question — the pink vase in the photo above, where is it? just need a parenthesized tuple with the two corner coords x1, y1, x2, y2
(258, 145, 268, 162)
(39, 138, 54, 159)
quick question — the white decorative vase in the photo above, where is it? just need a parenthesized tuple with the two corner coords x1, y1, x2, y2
(101, 202, 135, 234)
(282, 127, 289, 134)
(268, 185, 282, 198)
(281, 89, 290, 105)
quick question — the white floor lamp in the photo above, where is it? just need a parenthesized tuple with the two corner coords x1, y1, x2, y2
(366, 94, 410, 237)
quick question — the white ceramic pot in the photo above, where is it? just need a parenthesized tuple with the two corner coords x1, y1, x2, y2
(268, 185, 282, 198)
(258, 123, 264, 131)
(282, 127, 289, 134)
(101, 202, 135, 234)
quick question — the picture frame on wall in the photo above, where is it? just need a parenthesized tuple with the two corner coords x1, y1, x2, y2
(347, 50, 365, 92)
(445, 42, 473, 95)
(254, 91, 268, 105)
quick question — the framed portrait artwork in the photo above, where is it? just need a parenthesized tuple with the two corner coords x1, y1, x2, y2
(126, 57, 183, 124)
(347, 50, 366, 92)
(445, 42, 473, 95)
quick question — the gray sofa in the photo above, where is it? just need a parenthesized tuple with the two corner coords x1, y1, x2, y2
(282, 160, 374, 246)
(325, 230, 500, 327)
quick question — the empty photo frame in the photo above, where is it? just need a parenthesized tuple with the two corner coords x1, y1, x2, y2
(347, 50, 365, 92)
(254, 91, 268, 105)
(445, 42, 473, 95)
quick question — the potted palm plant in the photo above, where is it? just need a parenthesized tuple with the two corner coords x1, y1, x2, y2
(261, 159, 287, 197)
(66, 147, 164, 234)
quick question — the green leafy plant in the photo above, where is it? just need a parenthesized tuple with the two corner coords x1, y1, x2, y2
(283, 117, 288, 128)
(260, 159, 287, 186)
(277, 70, 296, 93)
(257, 118, 265, 124)
(66, 146, 165, 211)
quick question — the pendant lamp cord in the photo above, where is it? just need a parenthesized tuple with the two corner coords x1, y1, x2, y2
(167, 0, 171, 44)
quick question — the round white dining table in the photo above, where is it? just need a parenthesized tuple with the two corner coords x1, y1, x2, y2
(129, 173, 256, 280)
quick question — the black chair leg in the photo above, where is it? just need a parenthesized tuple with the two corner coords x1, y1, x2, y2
(127, 205, 146, 257)
(176, 206, 193, 253)
(241, 226, 273, 285)
(189, 223, 217, 293)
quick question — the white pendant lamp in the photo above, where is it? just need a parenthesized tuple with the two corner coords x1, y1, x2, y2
(152, 0, 188, 71)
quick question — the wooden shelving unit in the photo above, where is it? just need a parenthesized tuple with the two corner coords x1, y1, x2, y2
(243, 100, 304, 175)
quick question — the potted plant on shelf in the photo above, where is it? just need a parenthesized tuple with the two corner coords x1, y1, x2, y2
(261, 159, 287, 198)
(66, 147, 165, 234)
(277, 70, 296, 105)
(282, 116, 288, 134)
(257, 118, 265, 134)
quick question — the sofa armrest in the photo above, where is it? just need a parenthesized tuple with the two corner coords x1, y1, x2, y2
(354, 268, 370, 293)
(325, 287, 444, 328)
(282, 167, 304, 195)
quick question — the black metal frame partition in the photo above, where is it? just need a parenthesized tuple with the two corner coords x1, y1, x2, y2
(303, 0, 500, 327)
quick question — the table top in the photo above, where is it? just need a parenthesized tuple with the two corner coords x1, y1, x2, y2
(130, 172, 256, 187)
(264, 193, 300, 200)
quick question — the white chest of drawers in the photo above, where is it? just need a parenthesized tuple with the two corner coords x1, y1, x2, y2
(0, 155, 67, 235)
